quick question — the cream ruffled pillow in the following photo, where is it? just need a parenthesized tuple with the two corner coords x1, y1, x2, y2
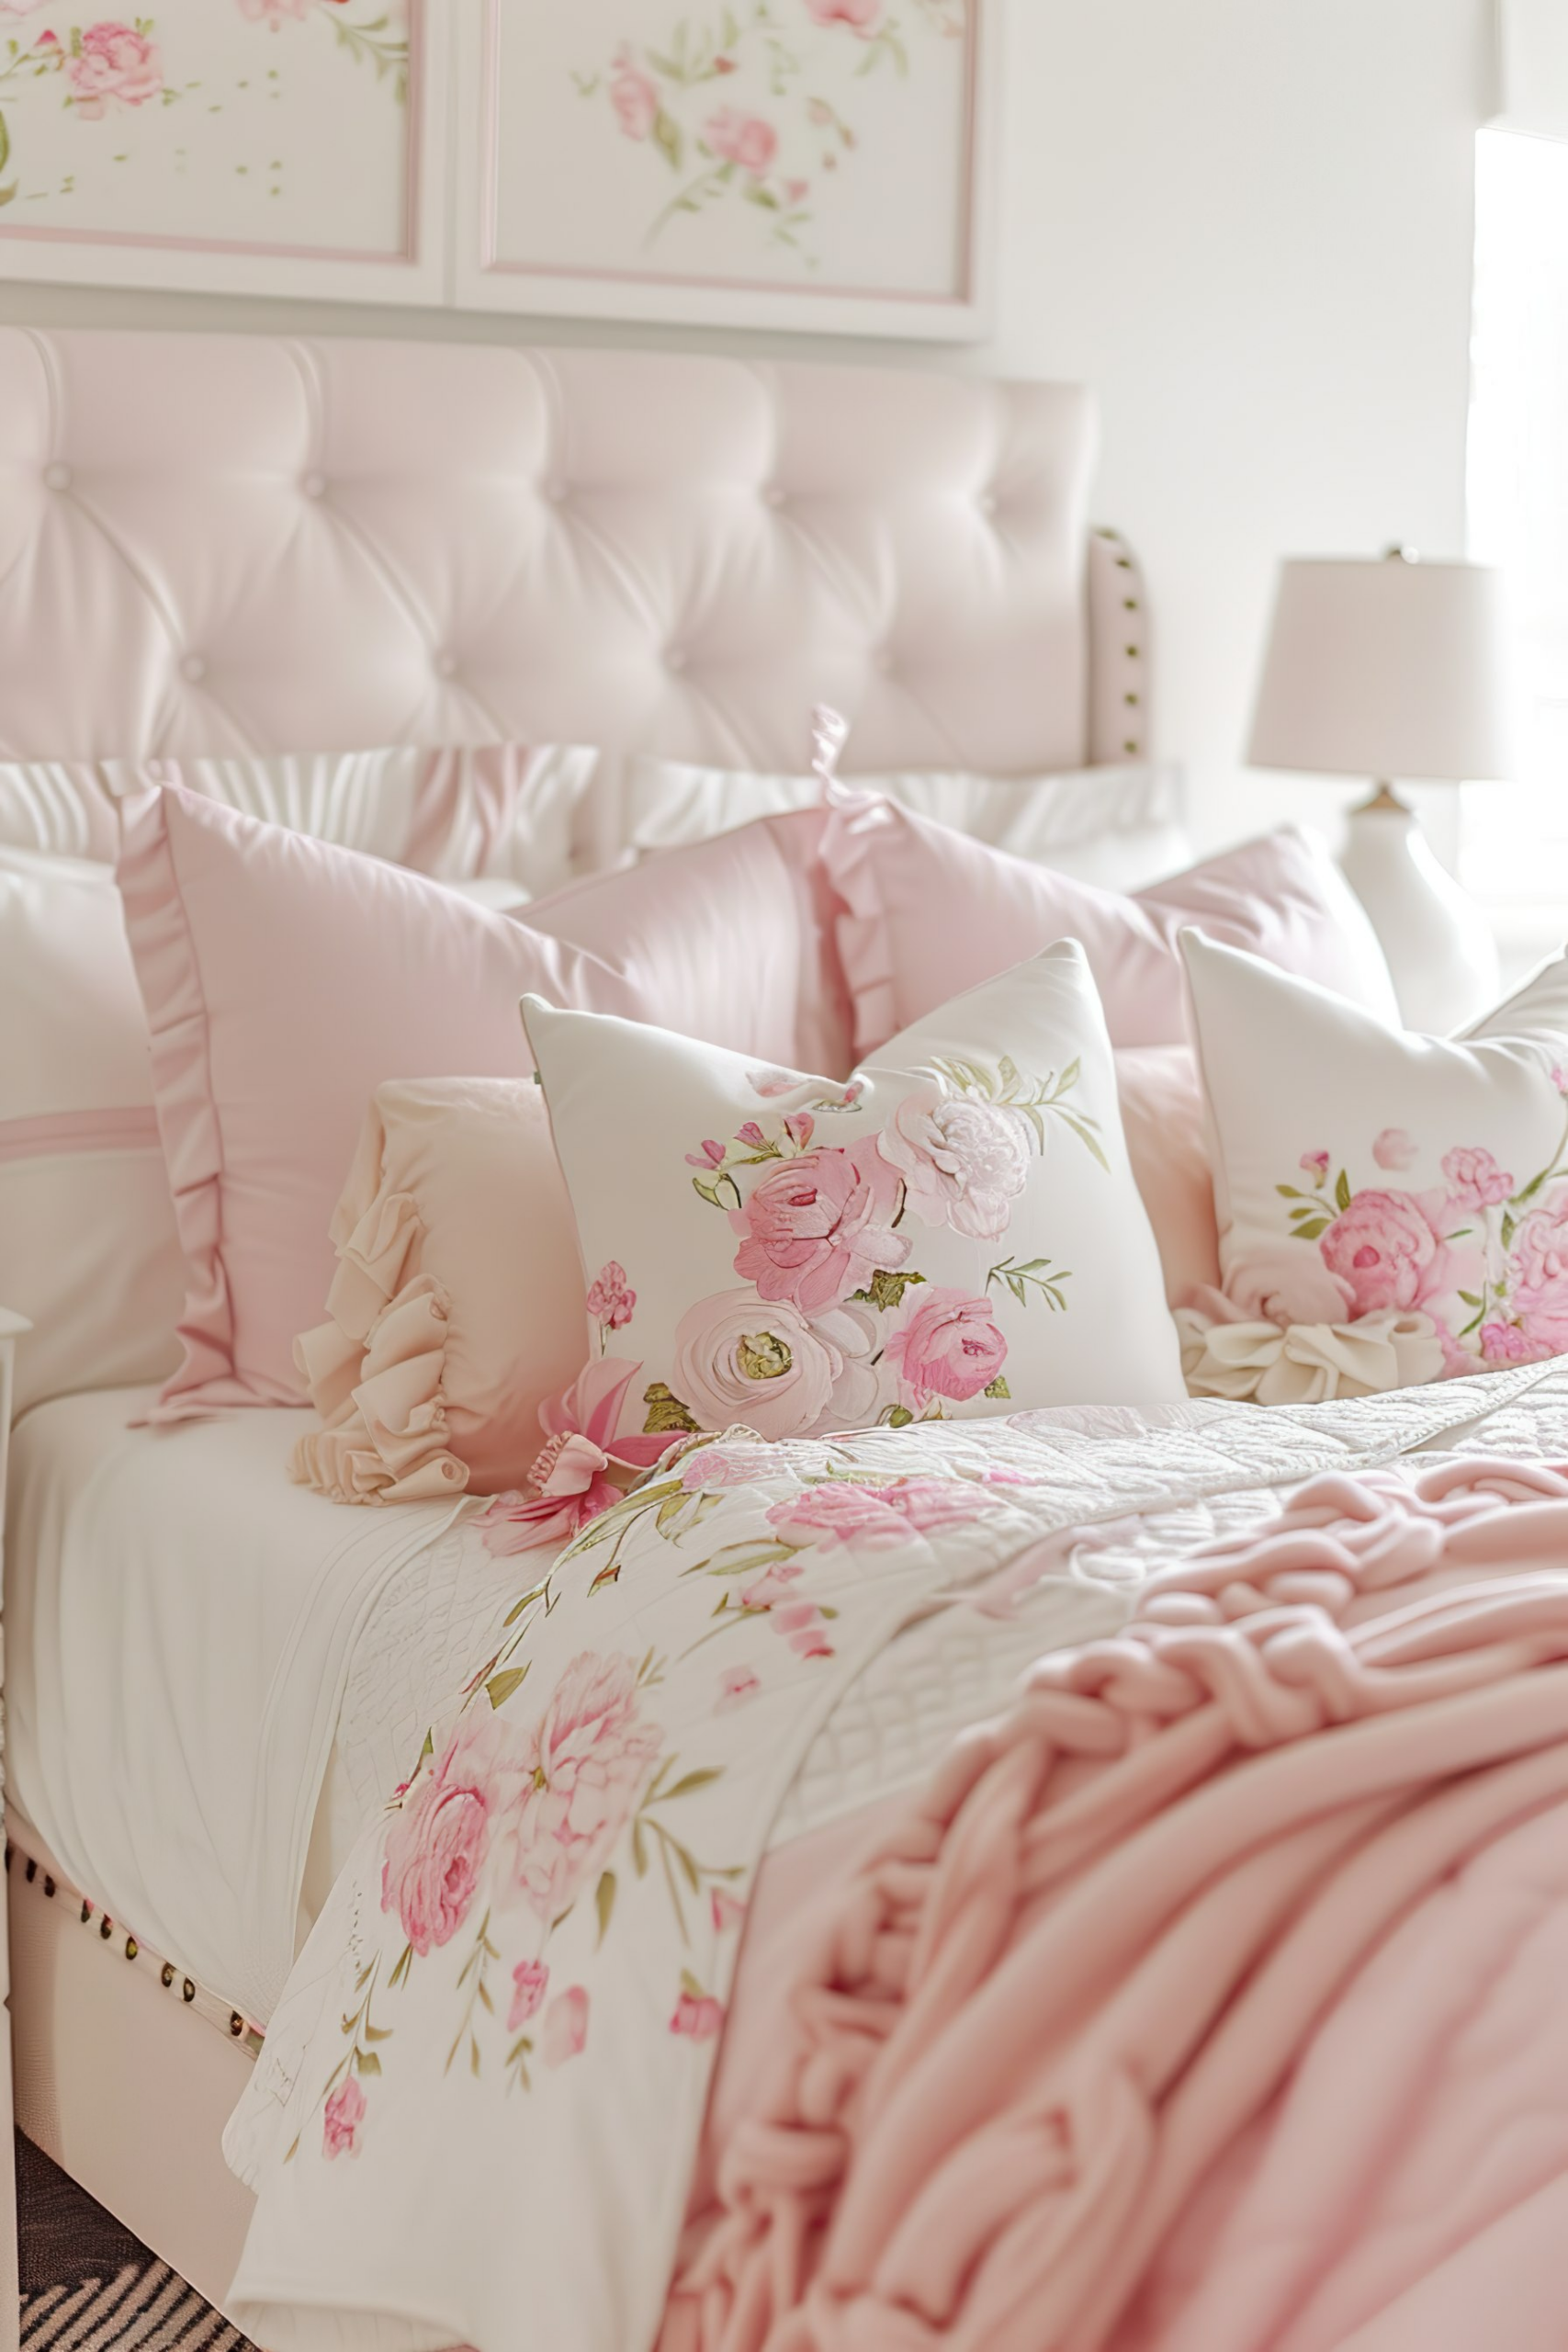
(290, 1078, 587, 1504)
(521, 943, 1186, 1450)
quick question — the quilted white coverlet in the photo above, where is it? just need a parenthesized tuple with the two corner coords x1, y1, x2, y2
(224, 1364, 1561, 2352)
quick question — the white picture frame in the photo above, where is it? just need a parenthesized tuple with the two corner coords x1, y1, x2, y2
(0, 0, 447, 305)
(452, 0, 994, 341)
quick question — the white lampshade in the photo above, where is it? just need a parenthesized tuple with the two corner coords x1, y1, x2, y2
(1248, 553, 1518, 783)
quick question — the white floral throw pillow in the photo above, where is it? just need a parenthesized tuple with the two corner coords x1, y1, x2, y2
(1181, 930, 1568, 1396)
(521, 944, 1184, 1449)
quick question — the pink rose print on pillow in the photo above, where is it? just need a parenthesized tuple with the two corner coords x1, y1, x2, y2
(542, 1985, 590, 2067)
(321, 2075, 365, 2159)
(1318, 1189, 1449, 1316)
(1480, 1319, 1552, 1367)
(1440, 1146, 1514, 1211)
(381, 1713, 518, 1956)
(586, 1260, 637, 1338)
(670, 1987, 725, 2041)
(508, 1959, 549, 2033)
(1372, 1128, 1418, 1173)
(884, 1288, 1008, 1407)
(877, 1086, 1031, 1242)
(1506, 1184, 1568, 1353)
(491, 1651, 660, 1924)
(672, 1290, 842, 1440)
(731, 1140, 908, 1316)
(65, 21, 163, 116)
(705, 106, 776, 175)
(608, 46, 658, 139)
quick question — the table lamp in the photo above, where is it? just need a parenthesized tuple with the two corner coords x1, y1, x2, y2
(1247, 547, 1517, 1033)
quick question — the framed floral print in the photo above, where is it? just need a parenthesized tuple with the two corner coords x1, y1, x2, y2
(453, 0, 992, 338)
(0, 0, 446, 300)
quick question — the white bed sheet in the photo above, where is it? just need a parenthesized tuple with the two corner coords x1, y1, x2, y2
(4, 1386, 462, 2029)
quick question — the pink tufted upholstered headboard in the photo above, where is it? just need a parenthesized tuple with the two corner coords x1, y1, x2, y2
(0, 329, 1149, 775)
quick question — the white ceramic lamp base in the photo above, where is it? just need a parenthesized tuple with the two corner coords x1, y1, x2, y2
(1338, 792, 1500, 1035)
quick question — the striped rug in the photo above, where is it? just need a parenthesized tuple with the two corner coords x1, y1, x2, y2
(17, 2136, 254, 2352)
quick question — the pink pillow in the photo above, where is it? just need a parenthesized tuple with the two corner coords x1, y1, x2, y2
(291, 1078, 585, 1503)
(528, 806, 852, 1079)
(1114, 1046, 1220, 1307)
(118, 784, 641, 1419)
(823, 791, 1398, 1056)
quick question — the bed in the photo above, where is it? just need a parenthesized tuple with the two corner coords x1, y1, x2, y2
(6, 326, 1568, 2352)
(0, 326, 1163, 2312)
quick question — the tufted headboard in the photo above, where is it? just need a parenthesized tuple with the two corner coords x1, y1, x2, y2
(0, 329, 1149, 775)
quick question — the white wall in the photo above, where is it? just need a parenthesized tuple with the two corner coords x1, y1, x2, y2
(0, 0, 1491, 848)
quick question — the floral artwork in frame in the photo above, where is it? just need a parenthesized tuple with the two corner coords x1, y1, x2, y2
(0, 0, 425, 278)
(461, 0, 990, 338)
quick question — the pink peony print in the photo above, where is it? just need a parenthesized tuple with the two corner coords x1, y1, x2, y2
(884, 1288, 1008, 1406)
(1440, 1146, 1514, 1211)
(65, 20, 163, 116)
(705, 106, 777, 176)
(670, 1988, 725, 2040)
(508, 1958, 549, 2032)
(767, 1477, 998, 1551)
(381, 1713, 515, 1956)
(731, 1140, 908, 1315)
(1479, 1319, 1551, 1367)
(542, 1985, 590, 2066)
(1506, 1182, 1568, 1353)
(671, 1290, 842, 1441)
(680, 1442, 780, 1490)
(1319, 1189, 1448, 1316)
(586, 1261, 636, 1333)
(1372, 1128, 1418, 1173)
(1224, 1245, 1354, 1328)
(711, 1887, 746, 1932)
(1300, 1150, 1330, 1182)
(491, 1652, 660, 1923)
(609, 47, 658, 140)
(877, 1086, 1031, 1242)
(715, 1663, 761, 1711)
(322, 2075, 365, 2159)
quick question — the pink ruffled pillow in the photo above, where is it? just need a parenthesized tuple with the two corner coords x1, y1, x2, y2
(823, 790, 1398, 1056)
(290, 1078, 587, 1503)
(117, 785, 643, 1419)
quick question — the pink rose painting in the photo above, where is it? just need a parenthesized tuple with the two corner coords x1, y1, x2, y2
(878, 1087, 1031, 1241)
(884, 1288, 1008, 1406)
(1506, 1186, 1568, 1352)
(542, 1985, 590, 2067)
(321, 2075, 366, 2159)
(671, 1291, 842, 1442)
(381, 1713, 517, 1956)
(65, 21, 163, 116)
(491, 1651, 660, 1924)
(508, 1959, 549, 2033)
(704, 106, 777, 176)
(731, 1142, 908, 1316)
(1440, 1147, 1514, 1212)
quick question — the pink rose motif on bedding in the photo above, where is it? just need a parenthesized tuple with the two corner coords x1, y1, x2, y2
(715, 1663, 761, 1710)
(508, 1959, 549, 2032)
(670, 1984, 725, 2041)
(731, 1141, 908, 1316)
(586, 1260, 637, 1339)
(1372, 1127, 1418, 1172)
(1271, 1106, 1568, 1376)
(321, 2075, 365, 2159)
(380, 1713, 518, 1956)
(878, 1085, 1031, 1242)
(65, 21, 163, 115)
(541, 1985, 590, 2067)
(703, 105, 776, 175)
(608, 45, 658, 138)
(671, 1290, 843, 1442)
(491, 1650, 660, 1924)
(885, 1288, 1009, 1407)
(766, 1476, 1000, 1550)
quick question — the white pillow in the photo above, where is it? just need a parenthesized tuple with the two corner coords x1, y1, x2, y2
(521, 944, 1185, 1448)
(579, 754, 1191, 891)
(0, 847, 183, 1413)
(1181, 929, 1568, 1389)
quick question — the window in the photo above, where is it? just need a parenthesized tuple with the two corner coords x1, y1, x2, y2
(1464, 127, 1568, 942)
